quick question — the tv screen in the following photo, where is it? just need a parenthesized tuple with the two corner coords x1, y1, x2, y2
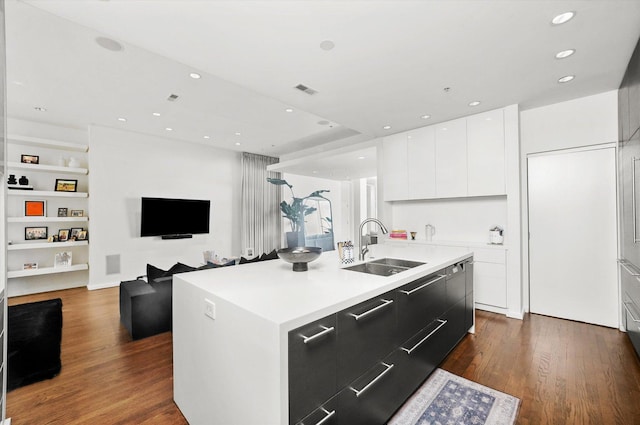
(141, 197, 210, 237)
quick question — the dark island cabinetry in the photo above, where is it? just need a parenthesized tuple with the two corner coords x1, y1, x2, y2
(289, 257, 474, 425)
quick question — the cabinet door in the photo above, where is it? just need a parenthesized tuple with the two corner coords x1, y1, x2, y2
(474, 262, 507, 308)
(438, 298, 467, 359)
(396, 271, 446, 343)
(623, 293, 640, 357)
(407, 126, 436, 199)
(619, 134, 640, 264)
(382, 133, 408, 201)
(337, 290, 396, 387)
(466, 109, 506, 196)
(628, 40, 640, 138)
(465, 261, 474, 331)
(289, 314, 337, 424)
(435, 118, 467, 198)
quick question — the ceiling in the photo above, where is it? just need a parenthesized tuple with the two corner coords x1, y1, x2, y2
(6, 0, 640, 180)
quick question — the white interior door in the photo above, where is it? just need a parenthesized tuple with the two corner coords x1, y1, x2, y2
(528, 146, 618, 328)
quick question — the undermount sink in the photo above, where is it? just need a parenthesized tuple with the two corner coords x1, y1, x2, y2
(344, 258, 425, 276)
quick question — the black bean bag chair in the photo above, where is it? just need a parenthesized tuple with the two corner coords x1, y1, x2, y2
(7, 298, 63, 391)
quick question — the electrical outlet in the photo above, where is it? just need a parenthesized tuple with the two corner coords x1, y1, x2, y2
(204, 298, 215, 320)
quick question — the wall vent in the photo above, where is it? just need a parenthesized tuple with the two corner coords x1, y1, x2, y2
(167, 94, 179, 102)
(294, 84, 318, 95)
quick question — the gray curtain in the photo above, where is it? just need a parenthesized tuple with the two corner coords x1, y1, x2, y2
(241, 153, 282, 255)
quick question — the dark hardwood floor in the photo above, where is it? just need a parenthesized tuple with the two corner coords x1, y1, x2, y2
(6, 287, 640, 424)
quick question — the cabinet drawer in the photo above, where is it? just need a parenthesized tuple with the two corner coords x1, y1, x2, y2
(396, 271, 446, 342)
(439, 298, 467, 359)
(294, 396, 338, 425)
(621, 262, 640, 306)
(337, 354, 404, 425)
(337, 290, 397, 387)
(396, 318, 449, 388)
(445, 264, 466, 307)
(473, 248, 505, 264)
(465, 292, 474, 331)
(623, 296, 640, 358)
(289, 314, 337, 424)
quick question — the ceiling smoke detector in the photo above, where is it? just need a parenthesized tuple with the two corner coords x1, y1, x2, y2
(167, 94, 179, 102)
(294, 84, 318, 95)
(95, 36, 123, 52)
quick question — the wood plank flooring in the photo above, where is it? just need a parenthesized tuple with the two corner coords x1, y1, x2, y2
(6, 287, 640, 424)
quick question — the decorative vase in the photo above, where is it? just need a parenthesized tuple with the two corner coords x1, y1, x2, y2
(7, 174, 17, 185)
(19, 176, 29, 185)
(286, 231, 305, 248)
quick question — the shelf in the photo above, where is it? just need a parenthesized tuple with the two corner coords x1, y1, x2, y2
(8, 241, 89, 251)
(8, 263, 89, 279)
(7, 134, 88, 152)
(8, 162, 88, 175)
(8, 190, 88, 198)
(8, 217, 89, 223)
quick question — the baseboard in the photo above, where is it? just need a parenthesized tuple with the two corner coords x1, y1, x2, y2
(475, 303, 507, 315)
(506, 309, 525, 320)
(87, 281, 120, 291)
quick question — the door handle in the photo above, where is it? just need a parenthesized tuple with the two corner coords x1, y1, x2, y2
(399, 275, 445, 295)
(349, 362, 394, 398)
(401, 319, 447, 354)
(348, 299, 393, 321)
(300, 326, 335, 344)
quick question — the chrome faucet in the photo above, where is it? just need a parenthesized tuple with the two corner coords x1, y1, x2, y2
(359, 218, 389, 261)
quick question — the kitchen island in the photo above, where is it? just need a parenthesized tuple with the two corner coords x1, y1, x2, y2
(173, 244, 473, 425)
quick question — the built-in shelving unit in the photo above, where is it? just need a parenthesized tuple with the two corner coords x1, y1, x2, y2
(6, 134, 90, 294)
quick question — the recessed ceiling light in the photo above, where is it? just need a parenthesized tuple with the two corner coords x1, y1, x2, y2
(117, 117, 127, 122)
(383, 125, 392, 130)
(203, 135, 210, 139)
(469, 101, 481, 107)
(285, 108, 294, 113)
(34, 106, 47, 112)
(95, 36, 123, 52)
(235, 142, 241, 146)
(320, 40, 335, 51)
(189, 72, 201, 79)
(235, 132, 241, 136)
(12, 81, 24, 86)
(552, 11, 575, 25)
(558, 75, 575, 83)
(555, 49, 576, 59)
(358, 156, 366, 160)
(312, 170, 318, 174)
(421, 115, 431, 120)
(152, 112, 161, 117)
(165, 127, 173, 131)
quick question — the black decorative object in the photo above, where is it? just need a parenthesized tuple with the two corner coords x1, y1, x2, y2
(7, 298, 63, 391)
(7, 174, 16, 185)
(19, 175, 29, 185)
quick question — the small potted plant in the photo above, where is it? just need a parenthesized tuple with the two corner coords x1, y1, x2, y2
(267, 178, 329, 248)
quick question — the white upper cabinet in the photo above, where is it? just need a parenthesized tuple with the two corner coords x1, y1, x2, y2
(382, 132, 409, 201)
(466, 109, 506, 196)
(435, 118, 467, 198)
(407, 126, 436, 199)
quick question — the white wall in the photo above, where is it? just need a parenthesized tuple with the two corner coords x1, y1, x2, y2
(88, 125, 242, 289)
(519, 90, 619, 312)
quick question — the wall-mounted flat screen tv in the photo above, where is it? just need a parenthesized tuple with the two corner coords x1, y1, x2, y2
(141, 197, 210, 239)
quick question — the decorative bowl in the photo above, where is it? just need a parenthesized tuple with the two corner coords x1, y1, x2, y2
(277, 247, 322, 272)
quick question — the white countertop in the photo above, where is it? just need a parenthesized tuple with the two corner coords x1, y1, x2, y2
(175, 243, 472, 330)
(384, 238, 507, 250)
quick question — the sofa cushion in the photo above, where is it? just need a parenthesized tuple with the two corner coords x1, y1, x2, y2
(260, 249, 279, 261)
(147, 262, 197, 283)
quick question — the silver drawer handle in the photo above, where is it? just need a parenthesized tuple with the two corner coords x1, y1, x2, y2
(624, 302, 640, 323)
(349, 362, 394, 398)
(399, 275, 445, 295)
(400, 319, 447, 355)
(305, 407, 335, 425)
(348, 299, 393, 321)
(619, 259, 640, 277)
(300, 326, 335, 344)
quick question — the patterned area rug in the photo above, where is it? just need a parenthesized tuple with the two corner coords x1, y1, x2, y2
(388, 369, 520, 425)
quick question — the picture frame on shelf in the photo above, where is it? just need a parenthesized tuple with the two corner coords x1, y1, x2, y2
(58, 229, 70, 242)
(70, 227, 83, 240)
(54, 178, 78, 192)
(54, 251, 72, 268)
(70, 209, 84, 217)
(77, 230, 88, 241)
(23, 262, 38, 270)
(20, 154, 39, 164)
(57, 207, 68, 217)
(25, 226, 48, 240)
(24, 200, 46, 217)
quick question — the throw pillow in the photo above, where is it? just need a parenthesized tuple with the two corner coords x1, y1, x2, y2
(259, 250, 278, 261)
(172, 263, 198, 274)
(147, 264, 170, 283)
(239, 256, 261, 264)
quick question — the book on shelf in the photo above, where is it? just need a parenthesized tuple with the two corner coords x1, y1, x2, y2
(389, 230, 408, 239)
